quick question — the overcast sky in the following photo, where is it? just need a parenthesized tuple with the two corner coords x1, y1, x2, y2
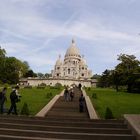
(0, 0, 140, 74)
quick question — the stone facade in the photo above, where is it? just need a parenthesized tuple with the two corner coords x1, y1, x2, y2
(23, 78, 93, 87)
(20, 78, 97, 87)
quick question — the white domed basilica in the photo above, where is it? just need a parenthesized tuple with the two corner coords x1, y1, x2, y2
(20, 39, 96, 87)
(51, 39, 92, 80)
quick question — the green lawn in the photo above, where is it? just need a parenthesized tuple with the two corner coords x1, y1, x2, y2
(86, 88, 140, 119)
(5, 87, 63, 115)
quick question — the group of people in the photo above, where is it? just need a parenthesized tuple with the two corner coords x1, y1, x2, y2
(64, 87, 75, 101)
(0, 86, 21, 115)
(64, 85, 85, 112)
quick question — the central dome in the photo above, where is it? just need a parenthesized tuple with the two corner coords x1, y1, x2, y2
(65, 39, 81, 58)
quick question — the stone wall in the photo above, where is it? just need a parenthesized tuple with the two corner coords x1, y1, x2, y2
(20, 78, 96, 87)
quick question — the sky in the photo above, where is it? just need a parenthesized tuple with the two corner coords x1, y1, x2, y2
(0, 0, 140, 75)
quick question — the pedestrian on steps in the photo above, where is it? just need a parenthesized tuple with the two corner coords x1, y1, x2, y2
(79, 93, 85, 112)
(70, 89, 74, 101)
(64, 87, 69, 101)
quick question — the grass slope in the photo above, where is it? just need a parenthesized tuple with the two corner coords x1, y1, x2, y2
(5, 87, 62, 115)
(86, 88, 140, 119)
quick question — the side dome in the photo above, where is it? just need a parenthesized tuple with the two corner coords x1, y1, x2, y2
(55, 55, 62, 65)
(65, 39, 81, 58)
(80, 57, 87, 66)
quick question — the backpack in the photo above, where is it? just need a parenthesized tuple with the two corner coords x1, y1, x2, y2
(10, 90, 18, 102)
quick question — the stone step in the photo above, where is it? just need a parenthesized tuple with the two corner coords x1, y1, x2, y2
(52, 102, 79, 107)
(52, 104, 79, 108)
(45, 117, 124, 123)
(49, 108, 81, 112)
(0, 122, 132, 134)
(0, 118, 127, 128)
(46, 111, 88, 118)
(0, 115, 124, 124)
(0, 128, 135, 140)
(0, 135, 67, 140)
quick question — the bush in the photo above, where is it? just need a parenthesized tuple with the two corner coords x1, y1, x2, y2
(40, 83, 46, 86)
(54, 83, 62, 89)
(24, 85, 32, 89)
(88, 87, 91, 91)
(37, 86, 45, 89)
(46, 92, 52, 98)
(92, 93, 97, 99)
(105, 107, 114, 119)
(4, 83, 9, 88)
(20, 103, 30, 116)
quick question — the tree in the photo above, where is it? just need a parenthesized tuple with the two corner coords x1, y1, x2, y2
(114, 54, 140, 92)
(98, 69, 112, 88)
(110, 70, 120, 92)
(24, 70, 37, 77)
(0, 47, 6, 83)
(99, 54, 140, 93)
(3, 57, 26, 83)
(0, 46, 6, 58)
(45, 73, 51, 78)
(37, 73, 44, 78)
(91, 74, 101, 79)
(0, 47, 31, 84)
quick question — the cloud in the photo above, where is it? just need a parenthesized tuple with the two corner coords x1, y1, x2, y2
(0, 0, 140, 74)
(0, 42, 29, 55)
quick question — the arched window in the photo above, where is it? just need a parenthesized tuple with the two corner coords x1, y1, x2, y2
(68, 69, 70, 74)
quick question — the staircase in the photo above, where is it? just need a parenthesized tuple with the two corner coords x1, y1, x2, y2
(0, 87, 136, 140)
(46, 87, 89, 119)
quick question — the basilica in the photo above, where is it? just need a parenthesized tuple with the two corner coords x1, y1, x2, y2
(51, 39, 92, 80)
(20, 39, 96, 87)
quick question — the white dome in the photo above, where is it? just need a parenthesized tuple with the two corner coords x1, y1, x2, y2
(65, 39, 81, 57)
(80, 58, 86, 66)
(55, 55, 62, 65)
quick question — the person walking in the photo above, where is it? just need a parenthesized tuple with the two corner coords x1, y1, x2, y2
(79, 93, 85, 112)
(8, 86, 19, 115)
(78, 83, 82, 90)
(64, 87, 69, 101)
(0, 87, 7, 114)
(70, 89, 74, 101)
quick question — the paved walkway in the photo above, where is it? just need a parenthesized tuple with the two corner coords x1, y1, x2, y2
(46, 87, 89, 119)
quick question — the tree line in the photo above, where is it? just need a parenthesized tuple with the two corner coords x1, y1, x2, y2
(96, 54, 140, 93)
(0, 47, 52, 84)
